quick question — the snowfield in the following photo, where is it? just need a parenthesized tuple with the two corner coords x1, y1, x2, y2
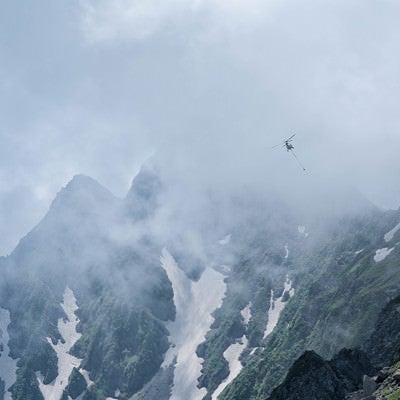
(161, 248, 226, 400)
(264, 276, 294, 339)
(0, 308, 18, 400)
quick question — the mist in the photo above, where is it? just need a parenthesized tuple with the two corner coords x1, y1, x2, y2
(1, 0, 400, 255)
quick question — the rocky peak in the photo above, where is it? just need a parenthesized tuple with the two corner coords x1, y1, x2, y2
(50, 174, 116, 215)
(125, 163, 162, 221)
(10, 175, 118, 268)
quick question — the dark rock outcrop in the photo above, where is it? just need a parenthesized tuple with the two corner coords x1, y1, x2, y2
(266, 348, 375, 400)
(331, 348, 375, 393)
(267, 351, 345, 400)
(363, 295, 400, 368)
(64, 368, 87, 399)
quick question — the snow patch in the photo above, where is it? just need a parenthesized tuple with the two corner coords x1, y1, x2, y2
(161, 248, 226, 400)
(297, 226, 309, 237)
(37, 287, 84, 400)
(218, 234, 232, 245)
(240, 303, 251, 326)
(374, 247, 394, 263)
(212, 303, 252, 399)
(106, 390, 120, 400)
(211, 336, 248, 400)
(263, 276, 294, 339)
(384, 222, 400, 242)
(0, 308, 18, 400)
(80, 368, 94, 388)
(284, 244, 289, 259)
(250, 347, 258, 355)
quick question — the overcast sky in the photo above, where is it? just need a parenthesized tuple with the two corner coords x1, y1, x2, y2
(1, 0, 400, 254)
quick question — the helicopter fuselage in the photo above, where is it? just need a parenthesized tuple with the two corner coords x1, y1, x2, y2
(285, 142, 294, 151)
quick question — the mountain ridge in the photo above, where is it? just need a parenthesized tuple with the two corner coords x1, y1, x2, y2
(1, 168, 400, 400)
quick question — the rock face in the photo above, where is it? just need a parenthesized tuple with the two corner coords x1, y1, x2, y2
(267, 351, 345, 400)
(363, 295, 400, 368)
(64, 367, 87, 399)
(362, 375, 376, 397)
(330, 349, 376, 393)
(267, 349, 374, 400)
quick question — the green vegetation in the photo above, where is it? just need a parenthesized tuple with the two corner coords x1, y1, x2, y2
(10, 364, 44, 400)
(1, 245, 174, 400)
(197, 216, 296, 398)
(392, 361, 400, 373)
(0, 277, 61, 392)
(64, 367, 87, 399)
(388, 388, 400, 400)
(71, 280, 171, 398)
(0, 378, 5, 400)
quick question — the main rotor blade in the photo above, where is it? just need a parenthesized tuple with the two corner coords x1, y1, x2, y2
(271, 143, 285, 149)
(286, 134, 296, 141)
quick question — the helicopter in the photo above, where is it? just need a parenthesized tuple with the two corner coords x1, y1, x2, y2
(271, 134, 306, 171)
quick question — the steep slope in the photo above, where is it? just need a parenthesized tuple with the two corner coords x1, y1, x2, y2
(363, 294, 400, 368)
(218, 209, 400, 400)
(266, 294, 400, 400)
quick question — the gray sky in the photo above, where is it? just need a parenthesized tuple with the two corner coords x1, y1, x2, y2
(1, 0, 400, 255)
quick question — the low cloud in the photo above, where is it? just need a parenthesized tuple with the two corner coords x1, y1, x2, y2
(1, 0, 400, 254)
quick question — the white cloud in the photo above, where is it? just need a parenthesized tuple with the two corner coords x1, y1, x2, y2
(2, 0, 400, 253)
(79, 0, 190, 43)
(79, 0, 279, 44)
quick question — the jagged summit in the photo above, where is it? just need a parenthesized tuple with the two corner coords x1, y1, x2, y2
(34, 173, 118, 237)
(125, 163, 162, 221)
(50, 174, 116, 214)
(65, 174, 102, 189)
(10, 174, 118, 266)
(2, 166, 400, 400)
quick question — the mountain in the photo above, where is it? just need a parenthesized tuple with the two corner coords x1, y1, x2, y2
(1, 167, 400, 400)
(0, 171, 174, 400)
